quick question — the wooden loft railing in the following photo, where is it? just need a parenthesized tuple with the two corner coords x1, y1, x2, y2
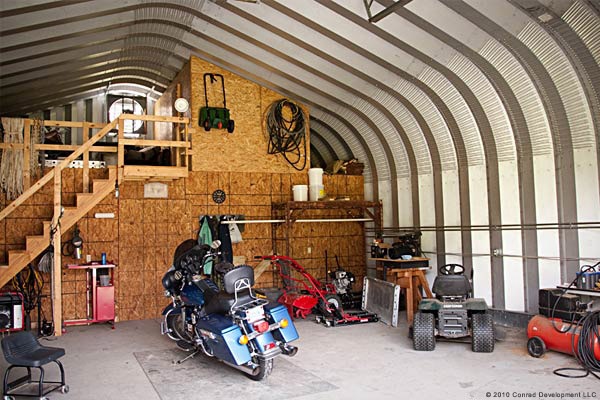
(0, 113, 190, 336)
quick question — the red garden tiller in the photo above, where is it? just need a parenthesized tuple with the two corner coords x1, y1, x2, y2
(256, 255, 378, 327)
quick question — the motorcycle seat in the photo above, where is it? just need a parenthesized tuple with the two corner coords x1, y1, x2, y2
(203, 289, 254, 315)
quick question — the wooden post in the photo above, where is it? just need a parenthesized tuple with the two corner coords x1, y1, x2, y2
(184, 123, 189, 168)
(82, 122, 89, 192)
(53, 166, 62, 336)
(23, 119, 31, 190)
(118, 119, 124, 183)
(175, 83, 182, 167)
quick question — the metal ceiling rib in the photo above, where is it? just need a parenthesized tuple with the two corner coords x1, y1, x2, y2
(309, 118, 354, 163)
(308, 131, 337, 167)
(310, 111, 375, 185)
(479, 39, 554, 156)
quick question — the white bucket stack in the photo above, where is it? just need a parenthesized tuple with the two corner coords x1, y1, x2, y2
(292, 185, 308, 201)
(308, 168, 324, 201)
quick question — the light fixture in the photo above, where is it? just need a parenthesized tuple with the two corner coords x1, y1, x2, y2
(174, 97, 189, 113)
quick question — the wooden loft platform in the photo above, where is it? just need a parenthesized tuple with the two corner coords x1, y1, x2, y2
(123, 165, 189, 180)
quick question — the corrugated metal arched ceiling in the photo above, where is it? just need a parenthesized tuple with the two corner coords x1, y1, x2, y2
(2, 0, 600, 312)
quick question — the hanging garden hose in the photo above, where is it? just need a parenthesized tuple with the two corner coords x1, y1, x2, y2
(265, 99, 307, 171)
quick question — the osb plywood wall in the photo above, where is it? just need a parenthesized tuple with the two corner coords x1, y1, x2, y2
(1, 170, 364, 323)
(156, 56, 309, 173)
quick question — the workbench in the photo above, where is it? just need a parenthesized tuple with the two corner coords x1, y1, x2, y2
(64, 263, 116, 329)
(370, 257, 430, 281)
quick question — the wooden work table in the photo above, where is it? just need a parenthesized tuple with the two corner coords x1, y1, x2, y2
(369, 256, 430, 281)
(386, 267, 433, 324)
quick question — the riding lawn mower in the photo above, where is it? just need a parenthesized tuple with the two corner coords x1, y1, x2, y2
(413, 263, 495, 353)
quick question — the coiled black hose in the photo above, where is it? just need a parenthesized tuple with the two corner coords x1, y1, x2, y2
(266, 99, 306, 171)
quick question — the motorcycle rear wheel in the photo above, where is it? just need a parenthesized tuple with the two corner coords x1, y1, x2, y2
(249, 358, 273, 381)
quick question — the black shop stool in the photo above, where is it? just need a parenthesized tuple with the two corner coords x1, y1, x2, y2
(1, 332, 69, 399)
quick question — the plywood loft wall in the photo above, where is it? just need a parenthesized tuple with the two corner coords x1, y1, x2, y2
(155, 56, 310, 173)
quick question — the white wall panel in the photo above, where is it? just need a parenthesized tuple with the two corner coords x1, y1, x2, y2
(574, 148, 600, 264)
(442, 169, 462, 266)
(533, 154, 562, 289)
(418, 173, 437, 285)
(469, 165, 493, 304)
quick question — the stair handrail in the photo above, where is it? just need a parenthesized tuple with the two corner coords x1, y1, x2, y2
(0, 118, 118, 223)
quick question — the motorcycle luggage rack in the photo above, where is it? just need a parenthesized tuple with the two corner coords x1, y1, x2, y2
(231, 278, 268, 313)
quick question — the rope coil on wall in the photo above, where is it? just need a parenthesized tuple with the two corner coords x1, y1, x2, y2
(265, 99, 307, 171)
(0, 118, 25, 200)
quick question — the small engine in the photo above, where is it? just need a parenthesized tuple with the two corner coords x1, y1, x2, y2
(331, 269, 355, 295)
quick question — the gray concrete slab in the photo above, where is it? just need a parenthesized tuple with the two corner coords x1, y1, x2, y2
(0, 318, 597, 399)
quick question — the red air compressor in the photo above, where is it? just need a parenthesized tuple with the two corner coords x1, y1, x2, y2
(527, 315, 600, 359)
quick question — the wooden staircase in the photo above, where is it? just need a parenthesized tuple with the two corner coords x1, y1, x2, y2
(0, 168, 117, 289)
(0, 113, 190, 336)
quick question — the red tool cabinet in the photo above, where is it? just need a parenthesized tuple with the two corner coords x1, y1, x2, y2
(64, 263, 116, 329)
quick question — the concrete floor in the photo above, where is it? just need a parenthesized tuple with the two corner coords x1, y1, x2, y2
(0, 318, 597, 400)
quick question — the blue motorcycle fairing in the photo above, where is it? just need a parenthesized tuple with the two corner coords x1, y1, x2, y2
(180, 282, 204, 306)
(195, 313, 252, 366)
(265, 302, 299, 343)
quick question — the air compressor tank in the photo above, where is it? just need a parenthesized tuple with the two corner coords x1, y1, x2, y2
(526, 314, 600, 359)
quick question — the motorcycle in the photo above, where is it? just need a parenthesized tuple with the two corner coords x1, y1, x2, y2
(160, 239, 299, 380)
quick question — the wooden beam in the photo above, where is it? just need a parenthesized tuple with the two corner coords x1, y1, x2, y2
(119, 114, 189, 124)
(35, 144, 117, 152)
(53, 166, 62, 337)
(0, 143, 24, 149)
(118, 120, 124, 183)
(23, 119, 31, 190)
(41, 120, 86, 128)
(123, 165, 188, 179)
(82, 122, 89, 193)
(120, 139, 191, 148)
(184, 122, 190, 168)
(0, 144, 115, 152)
(175, 83, 182, 168)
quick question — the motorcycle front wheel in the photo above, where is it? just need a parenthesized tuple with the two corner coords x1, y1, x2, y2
(166, 312, 192, 343)
(249, 358, 273, 381)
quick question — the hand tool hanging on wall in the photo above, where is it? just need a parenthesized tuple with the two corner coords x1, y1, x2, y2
(62, 225, 83, 260)
(199, 73, 235, 133)
(265, 99, 307, 171)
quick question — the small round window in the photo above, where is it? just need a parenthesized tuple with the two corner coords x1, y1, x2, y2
(108, 98, 144, 133)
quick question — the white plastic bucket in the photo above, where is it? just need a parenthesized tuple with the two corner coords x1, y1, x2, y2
(308, 168, 324, 186)
(309, 184, 324, 201)
(292, 185, 308, 201)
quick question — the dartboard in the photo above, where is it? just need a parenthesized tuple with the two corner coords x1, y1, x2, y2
(212, 189, 226, 204)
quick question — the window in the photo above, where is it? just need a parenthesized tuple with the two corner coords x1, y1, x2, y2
(108, 97, 145, 134)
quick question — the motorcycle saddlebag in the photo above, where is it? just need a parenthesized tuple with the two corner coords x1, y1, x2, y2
(265, 303, 299, 343)
(195, 314, 251, 365)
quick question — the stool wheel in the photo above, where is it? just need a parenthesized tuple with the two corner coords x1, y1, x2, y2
(61, 384, 70, 394)
(4, 395, 15, 400)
